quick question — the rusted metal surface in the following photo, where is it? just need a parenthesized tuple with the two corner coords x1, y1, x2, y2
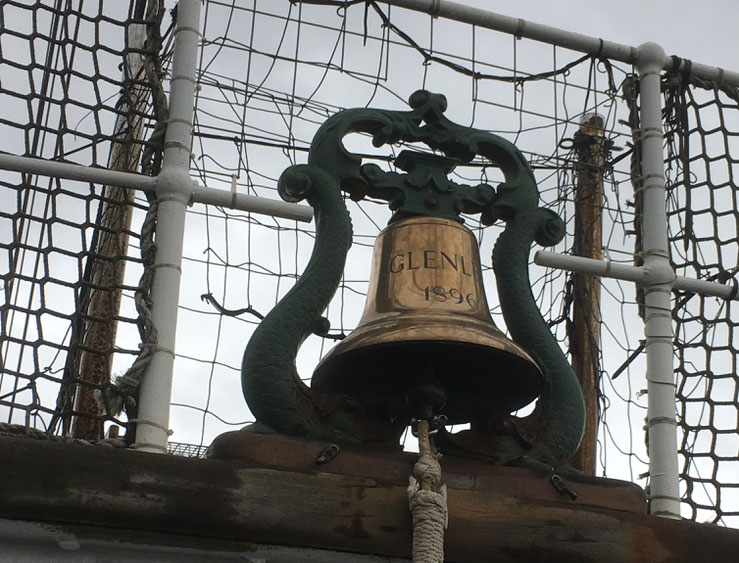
(2, 434, 737, 561)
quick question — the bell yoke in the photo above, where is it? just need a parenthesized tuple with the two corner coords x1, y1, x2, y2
(240, 90, 585, 469)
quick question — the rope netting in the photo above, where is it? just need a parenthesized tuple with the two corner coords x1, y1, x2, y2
(0, 0, 168, 439)
(0, 0, 736, 527)
(661, 75, 739, 525)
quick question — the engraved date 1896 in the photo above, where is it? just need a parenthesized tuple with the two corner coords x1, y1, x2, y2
(424, 286, 477, 307)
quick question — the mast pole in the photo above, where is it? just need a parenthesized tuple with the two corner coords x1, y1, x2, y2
(569, 114, 609, 474)
(71, 2, 151, 439)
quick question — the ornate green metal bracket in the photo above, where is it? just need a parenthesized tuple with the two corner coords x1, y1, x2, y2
(309, 89, 537, 224)
(360, 151, 496, 223)
(240, 90, 585, 468)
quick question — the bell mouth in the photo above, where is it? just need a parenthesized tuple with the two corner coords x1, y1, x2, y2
(312, 315, 542, 425)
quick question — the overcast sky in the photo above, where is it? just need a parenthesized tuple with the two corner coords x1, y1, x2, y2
(463, 0, 738, 71)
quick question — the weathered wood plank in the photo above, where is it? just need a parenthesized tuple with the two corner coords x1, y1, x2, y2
(1, 436, 737, 562)
(209, 430, 646, 514)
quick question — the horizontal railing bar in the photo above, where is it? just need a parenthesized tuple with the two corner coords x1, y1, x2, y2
(535, 251, 739, 301)
(0, 153, 313, 223)
(381, 0, 739, 86)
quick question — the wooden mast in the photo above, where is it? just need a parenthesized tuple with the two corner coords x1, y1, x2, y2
(570, 114, 610, 474)
(71, 2, 150, 439)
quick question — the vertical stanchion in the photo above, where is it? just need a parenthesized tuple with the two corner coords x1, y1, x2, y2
(133, 0, 201, 453)
(636, 42, 681, 518)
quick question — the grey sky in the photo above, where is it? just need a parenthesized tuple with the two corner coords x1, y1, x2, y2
(478, 0, 738, 71)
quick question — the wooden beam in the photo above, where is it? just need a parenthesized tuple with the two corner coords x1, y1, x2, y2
(1, 435, 737, 562)
(207, 431, 646, 514)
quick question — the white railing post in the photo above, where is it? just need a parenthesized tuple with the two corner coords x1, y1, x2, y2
(635, 42, 681, 518)
(133, 0, 201, 453)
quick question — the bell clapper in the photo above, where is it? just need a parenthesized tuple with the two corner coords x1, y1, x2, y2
(406, 369, 447, 434)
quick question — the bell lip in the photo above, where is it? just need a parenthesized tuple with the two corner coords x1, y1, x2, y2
(312, 339, 543, 424)
(312, 315, 543, 423)
(316, 312, 541, 374)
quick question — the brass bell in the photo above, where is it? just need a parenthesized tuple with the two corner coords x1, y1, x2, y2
(312, 215, 542, 425)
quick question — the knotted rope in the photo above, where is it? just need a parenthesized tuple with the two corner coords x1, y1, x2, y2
(408, 419, 447, 563)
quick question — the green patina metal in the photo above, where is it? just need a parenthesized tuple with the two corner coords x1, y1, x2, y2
(241, 164, 403, 445)
(487, 202, 586, 469)
(240, 90, 585, 467)
(307, 89, 531, 224)
(361, 151, 495, 223)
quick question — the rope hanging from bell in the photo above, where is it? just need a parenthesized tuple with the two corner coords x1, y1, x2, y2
(408, 419, 447, 563)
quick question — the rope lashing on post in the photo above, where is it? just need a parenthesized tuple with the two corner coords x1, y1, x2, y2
(408, 419, 447, 563)
(94, 201, 159, 420)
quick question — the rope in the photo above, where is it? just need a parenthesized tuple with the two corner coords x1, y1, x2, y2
(93, 0, 167, 431)
(408, 419, 447, 563)
(95, 200, 159, 420)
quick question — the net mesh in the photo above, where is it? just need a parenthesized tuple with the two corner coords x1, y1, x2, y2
(0, 0, 166, 438)
(0, 0, 736, 526)
(662, 74, 739, 524)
